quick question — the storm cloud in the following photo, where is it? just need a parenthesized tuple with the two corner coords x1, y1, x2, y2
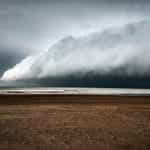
(1, 20, 150, 81)
(0, 0, 149, 51)
(0, 0, 150, 87)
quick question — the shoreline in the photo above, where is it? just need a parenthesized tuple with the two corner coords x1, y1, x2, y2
(1, 87, 150, 95)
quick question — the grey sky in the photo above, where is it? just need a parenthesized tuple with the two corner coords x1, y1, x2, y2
(0, 0, 149, 51)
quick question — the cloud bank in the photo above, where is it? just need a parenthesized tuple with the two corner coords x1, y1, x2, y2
(1, 20, 150, 81)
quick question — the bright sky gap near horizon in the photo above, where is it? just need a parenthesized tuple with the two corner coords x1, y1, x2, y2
(0, 0, 150, 88)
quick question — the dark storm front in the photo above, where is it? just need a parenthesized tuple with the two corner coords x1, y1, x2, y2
(0, 0, 150, 88)
(1, 76, 150, 89)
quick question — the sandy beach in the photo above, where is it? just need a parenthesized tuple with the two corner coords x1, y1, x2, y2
(0, 91, 150, 150)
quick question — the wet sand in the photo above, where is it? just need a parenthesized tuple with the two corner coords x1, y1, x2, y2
(0, 95, 150, 150)
(0, 94, 150, 104)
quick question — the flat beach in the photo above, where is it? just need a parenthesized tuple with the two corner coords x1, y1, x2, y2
(0, 88, 150, 150)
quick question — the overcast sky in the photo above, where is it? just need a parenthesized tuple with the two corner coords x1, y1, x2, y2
(1, 0, 150, 88)
(0, 0, 150, 51)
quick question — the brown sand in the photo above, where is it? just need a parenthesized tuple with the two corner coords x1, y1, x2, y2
(0, 95, 150, 150)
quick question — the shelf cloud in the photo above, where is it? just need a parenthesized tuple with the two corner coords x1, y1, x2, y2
(1, 20, 150, 81)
